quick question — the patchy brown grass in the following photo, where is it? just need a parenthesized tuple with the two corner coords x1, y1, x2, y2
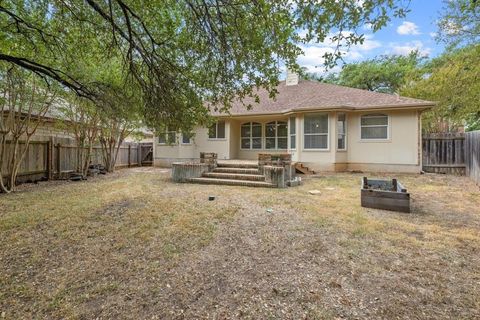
(0, 168, 479, 319)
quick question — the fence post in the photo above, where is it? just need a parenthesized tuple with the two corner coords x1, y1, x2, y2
(138, 143, 142, 167)
(56, 143, 61, 176)
(128, 144, 131, 167)
(47, 137, 54, 180)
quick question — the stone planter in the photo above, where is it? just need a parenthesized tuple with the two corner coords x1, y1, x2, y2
(263, 165, 286, 188)
(172, 162, 210, 182)
(258, 153, 296, 187)
(200, 152, 217, 170)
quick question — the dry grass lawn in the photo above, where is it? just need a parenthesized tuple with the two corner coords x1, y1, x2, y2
(1, 167, 479, 319)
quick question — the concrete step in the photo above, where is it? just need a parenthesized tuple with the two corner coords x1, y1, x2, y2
(213, 167, 261, 174)
(217, 162, 258, 169)
(188, 177, 274, 188)
(202, 172, 266, 181)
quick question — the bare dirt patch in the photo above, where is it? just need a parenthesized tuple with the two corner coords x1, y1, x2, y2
(1, 169, 479, 319)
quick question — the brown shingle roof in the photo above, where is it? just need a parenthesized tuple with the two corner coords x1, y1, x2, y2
(213, 80, 434, 116)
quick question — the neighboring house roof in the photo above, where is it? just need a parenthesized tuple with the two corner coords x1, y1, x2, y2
(212, 80, 434, 117)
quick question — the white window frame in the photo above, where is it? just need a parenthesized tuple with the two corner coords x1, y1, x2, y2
(289, 117, 296, 150)
(360, 114, 390, 141)
(241, 122, 262, 150)
(265, 120, 288, 150)
(157, 127, 176, 145)
(303, 113, 329, 150)
(337, 113, 347, 151)
(208, 121, 226, 140)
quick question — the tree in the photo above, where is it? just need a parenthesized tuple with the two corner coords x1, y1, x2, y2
(0, 0, 410, 133)
(401, 44, 480, 132)
(59, 96, 100, 177)
(93, 81, 141, 172)
(316, 51, 425, 93)
(0, 64, 57, 193)
(436, 0, 480, 47)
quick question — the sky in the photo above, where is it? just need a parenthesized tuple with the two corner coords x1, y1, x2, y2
(297, 0, 446, 75)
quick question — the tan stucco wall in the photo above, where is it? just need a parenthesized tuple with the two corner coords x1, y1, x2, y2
(294, 112, 337, 171)
(153, 109, 422, 173)
(153, 123, 231, 167)
(345, 110, 420, 171)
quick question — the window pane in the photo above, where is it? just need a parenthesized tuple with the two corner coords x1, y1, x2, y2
(361, 126, 388, 139)
(304, 135, 328, 149)
(266, 123, 276, 137)
(241, 138, 250, 149)
(167, 132, 176, 144)
(252, 123, 262, 137)
(290, 135, 296, 149)
(337, 121, 345, 135)
(182, 133, 192, 144)
(217, 121, 225, 138)
(361, 115, 388, 126)
(338, 136, 345, 149)
(266, 137, 276, 149)
(337, 114, 346, 135)
(289, 117, 296, 134)
(278, 137, 287, 149)
(277, 122, 287, 137)
(304, 114, 328, 134)
(252, 138, 262, 149)
(208, 124, 216, 138)
(241, 124, 250, 138)
(158, 134, 166, 144)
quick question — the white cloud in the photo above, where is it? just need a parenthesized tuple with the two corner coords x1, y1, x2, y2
(297, 45, 335, 72)
(396, 21, 421, 35)
(344, 50, 363, 60)
(388, 40, 431, 56)
(362, 23, 373, 31)
(354, 34, 382, 51)
(429, 32, 437, 38)
(296, 33, 383, 72)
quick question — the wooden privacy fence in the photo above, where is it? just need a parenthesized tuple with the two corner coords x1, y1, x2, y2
(465, 131, 480, 186)
(1, 137, 153, 183)
(422, 133, 466, 175)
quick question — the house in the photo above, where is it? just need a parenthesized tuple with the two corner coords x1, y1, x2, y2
(153, 72, 434, 173)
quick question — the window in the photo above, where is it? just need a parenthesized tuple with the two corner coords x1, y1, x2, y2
(361, 114, 388, 139)
(337, 113, 346, 150)
(158, 126, 176, 144)
(289, 117, 296, 149)
(182, 132, 193, 144)
(266, 121, 288, 149)
(304, 113, 329, 149)
(241, 122, 262, 149)
(208, 121, 225, 139)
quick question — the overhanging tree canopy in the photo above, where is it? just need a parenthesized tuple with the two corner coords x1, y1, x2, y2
(0, 0, 410, 131)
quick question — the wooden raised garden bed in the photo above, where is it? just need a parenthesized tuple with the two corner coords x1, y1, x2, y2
(361, 177, 410, 213)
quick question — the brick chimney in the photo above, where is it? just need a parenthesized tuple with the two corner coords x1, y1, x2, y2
(285, 69, 299, 86)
